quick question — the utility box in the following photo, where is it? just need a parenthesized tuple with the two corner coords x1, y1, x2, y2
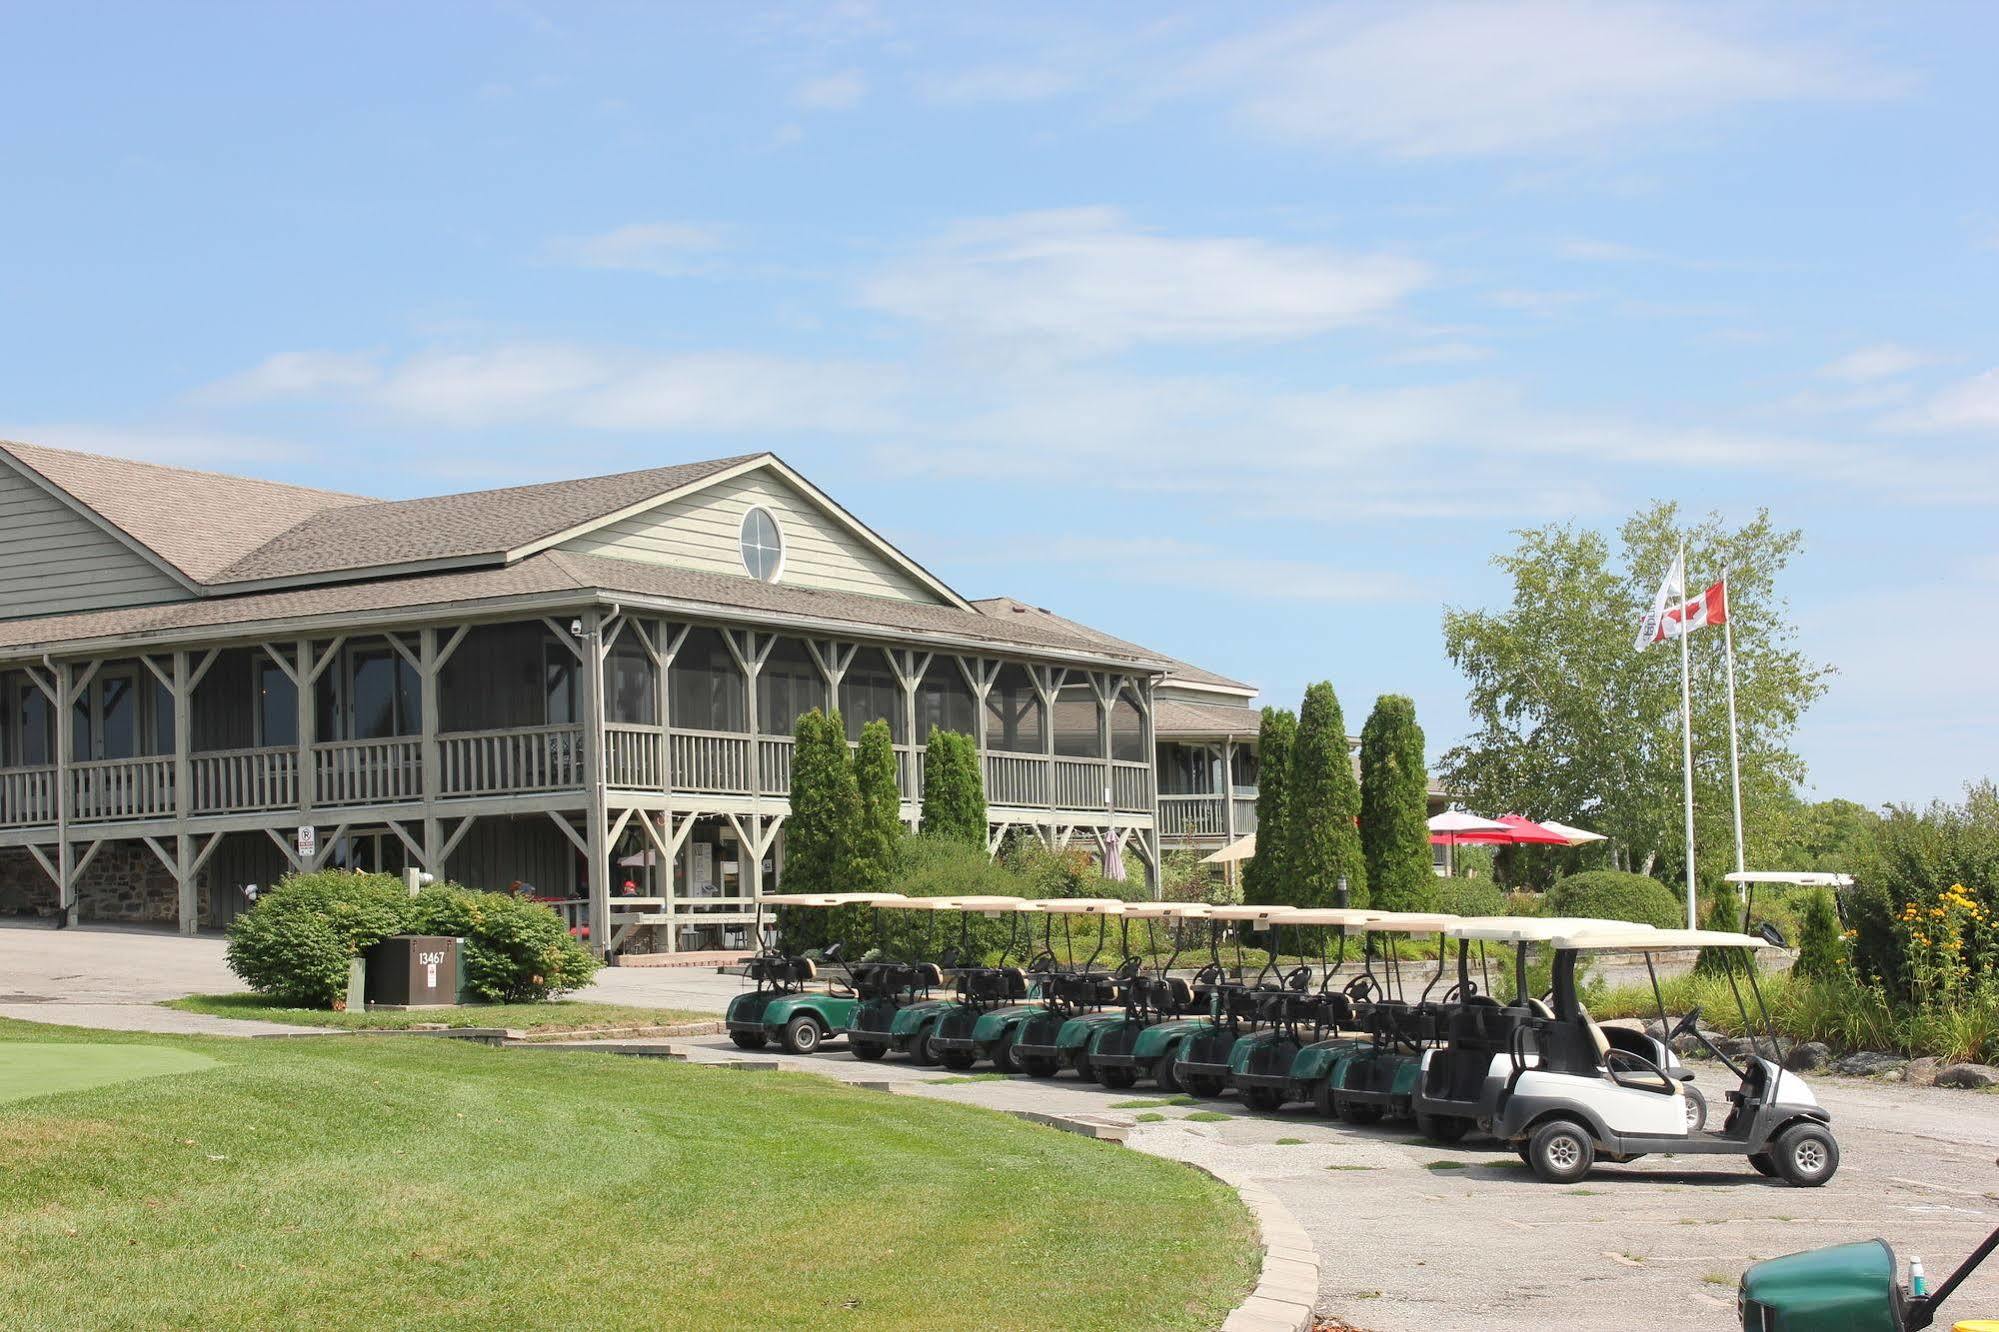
(365, 935, 459, 1008)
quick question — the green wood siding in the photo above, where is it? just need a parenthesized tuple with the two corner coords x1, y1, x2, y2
(0, 465, 189, 617)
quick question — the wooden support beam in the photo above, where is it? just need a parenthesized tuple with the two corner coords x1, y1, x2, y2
(188, 646, 221, 692)
(189, 830, 225, 878)
(308, 822, 350, 871)
(384, 819, 425, 866)
(71, 838, 106, 884)
(24, 843, 57, 886)
(542, 617, 585, 662)
(265, 825, 304, 872)
(138, 835, 176, 876)
(437, 815, 475, 866)
(434, 624, 471, 671)
(546, 810, 588, 856)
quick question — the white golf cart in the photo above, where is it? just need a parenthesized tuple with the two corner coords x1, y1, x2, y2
(1491, 925, 1839, 1187)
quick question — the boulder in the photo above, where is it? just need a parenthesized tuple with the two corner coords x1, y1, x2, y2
(1936, 1062, 1999, 1090)
(1904, 1057, 1942, 1088)
(1784, 1042, 1833, 1073)
(1832, 1051, 1908, 1079)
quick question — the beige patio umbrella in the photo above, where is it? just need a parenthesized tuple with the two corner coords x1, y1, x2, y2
(1537, 819, 1607, 846)
(1201, 833, 1256, 865)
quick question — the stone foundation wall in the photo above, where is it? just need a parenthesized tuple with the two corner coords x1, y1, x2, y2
(0, 844, 181, 924)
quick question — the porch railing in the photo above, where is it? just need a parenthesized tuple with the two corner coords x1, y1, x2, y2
(605, 725, 663, 790)
(71, 755, 175, 822)
(1112, 760, 1151, 813)
(314, 737, 421, 807)
(1232, 797, 1258, 834)
(984, 752, 1048, 806)
(191, 746, 297, 814)
(669, 729, 752, 795)
(757, 736, 793, 795)
(0, 765, 57, 827)
(439, 725, 584, 798)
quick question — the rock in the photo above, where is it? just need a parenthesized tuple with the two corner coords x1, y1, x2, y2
(1832, 1051, 1908, 1078)
(1904, 1057, 1942, 1088)
(1784, 1041, 1833, 1073)
(1720, 1035, 1794, 1062)
(1936, 1062, 1999, 1090)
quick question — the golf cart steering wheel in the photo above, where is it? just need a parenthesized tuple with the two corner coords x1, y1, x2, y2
(1343, 975, 1378, 1001)
(1284, 965, 1312, 992)
(1116, 957, 1144, 980)
(1028, 951, 1056, 973)
(1671, 1005, 1703, 1040)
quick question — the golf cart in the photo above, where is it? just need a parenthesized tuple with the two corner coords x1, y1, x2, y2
(1300, 912, 1460, 1125)
(847, 892, 1015, 1056)
(724, 892, 906, 1053)
(1002, 899, 1127, 1079)
(1170, 904, 1298, 1098)
(926, 899, 1042, 1070)
(1229, 907, 1384, 1111)
(1494, 925, 1839, 1186)
(875, 896, 1026, 1064)
(1081, 903, 1218, 1090)
(1738, 1216, 1999, 1330)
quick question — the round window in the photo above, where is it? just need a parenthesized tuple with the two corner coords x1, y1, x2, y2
(739, 506, 784, 582)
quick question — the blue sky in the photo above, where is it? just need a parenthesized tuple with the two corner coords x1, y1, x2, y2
(4, 2, 1997, 808)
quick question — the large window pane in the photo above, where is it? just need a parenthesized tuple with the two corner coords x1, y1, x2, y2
(669, 626, 745, 732)
(350, 649, 398, 739)
(915, 657, 975, 739)
(984, 664, 1043, 755)
(608, 633, 657, 725)
(14, 681, 52, 765)
(838, 646, 902, 742)
(257, 658, 297, 747)
(151, 678, 174, 755)
(1109, 689, 1145, 763)
(758, 637, 825, 736)
(1052, 682, 1101, 758)
(97, 674, 137, 759)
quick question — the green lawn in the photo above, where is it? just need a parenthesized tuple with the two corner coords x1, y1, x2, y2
(0, 1019, 1255, 1331)
(164, 993, 713, 1034)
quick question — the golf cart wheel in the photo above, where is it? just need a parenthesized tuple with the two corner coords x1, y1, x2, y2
(1682, 1084, 1708, 1133)
(1151, 1054, 1181, 1093)
(939, 1049, 977, 1071)
(1071, 1054, 1094, 1082)
(1020, 1055, 1060, 1078)
(729, 1030, 768, 1050)
(1526, 1119, 1596, 1184)
(1310, 1081, 1335, 1118)
(1416, 1113, 1471, 1144)
(1770, 1123, 1839, 1187)
(1180, 1071, 1228, 1099)
(850, 1039, 887, 1062)
(1240, 1085, 1284, 1112)
(1337, 1099, 1383, 1126)
(1095, 1064, 1139, 1090)
(909, 1030, 941, 1067)
(991, 1036, 1019, 1074)
(782, 1016, 822, 1055)
(1747, 1151, 1777, 1177)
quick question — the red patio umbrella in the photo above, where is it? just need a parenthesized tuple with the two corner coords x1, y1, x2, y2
(1427, 813, 1571, 846)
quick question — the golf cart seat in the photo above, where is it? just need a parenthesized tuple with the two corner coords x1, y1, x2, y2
(914, 962, 944, 989)
(1163, 976, 1196, 1009)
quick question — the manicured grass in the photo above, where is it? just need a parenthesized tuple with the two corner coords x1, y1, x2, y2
(1182, 1110, 1233, 1122)
(923, 1073, 1012, 1084)
(0, 1045, 217, 1106)
(0, 1019, 1255, 1331)
(165, 993, 712, 1034)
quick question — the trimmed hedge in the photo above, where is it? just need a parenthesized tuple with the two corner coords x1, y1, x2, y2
(1545, 869, 1683, 929)
(226, 871, 598, 1009)
(1434, 877, 1505, 919)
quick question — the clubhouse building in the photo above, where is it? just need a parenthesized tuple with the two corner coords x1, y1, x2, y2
(0, 441, 1264, 954)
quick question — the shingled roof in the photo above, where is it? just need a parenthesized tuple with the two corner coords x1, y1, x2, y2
(0, 439, 368, 583)
(973, 597, 1255, 693)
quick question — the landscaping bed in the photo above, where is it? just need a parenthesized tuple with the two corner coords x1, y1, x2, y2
(0, 1017, 1256, 1331)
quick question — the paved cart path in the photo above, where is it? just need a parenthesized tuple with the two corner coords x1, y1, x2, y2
(658, 1033, 1999, 1332)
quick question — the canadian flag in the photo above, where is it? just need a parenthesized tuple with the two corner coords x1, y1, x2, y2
(1639, 574, 1728, 649)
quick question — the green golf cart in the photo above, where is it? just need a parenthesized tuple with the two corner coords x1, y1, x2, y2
(1302, 912, 1460, 1124)
(1228, 906, 1385, 1111)
(1080, 902, 1218, 1090)
(1739, 1218, 1998, 1329)
(1170, 904, 1298, 1098)
(1002, 899, 1127, 1079)
(879, 895, 1026, 1065)
(723, 891, 906, 1053)
(926, 899, 1043, 1070)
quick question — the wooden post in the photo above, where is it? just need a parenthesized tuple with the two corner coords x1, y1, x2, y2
(1137, 676, 1160, 897)
(578, 608, 610, 958)
(54, 659, 74, 927)
(172, 650, 195, 932)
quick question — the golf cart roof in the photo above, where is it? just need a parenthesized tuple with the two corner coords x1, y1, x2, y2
(1281, 908, 1386, 927)
(1206, 904, 1296, 923)
(1352, 912, 1460, 934)
(878, 895, 1024, 912)
(1724, 871, 1855, 887)
(1445, 917, 1649, 943)
(1121, 902, 1214, 920)
(1028, 898, 1126, 915)
(757, 892, 907, 907)
(1550, 926, 1770, 951)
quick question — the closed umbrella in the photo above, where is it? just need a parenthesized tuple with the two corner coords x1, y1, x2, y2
(1098, 825, 1129, 882)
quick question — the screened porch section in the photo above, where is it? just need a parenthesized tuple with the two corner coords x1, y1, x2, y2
(1155, 741, 1258, 844)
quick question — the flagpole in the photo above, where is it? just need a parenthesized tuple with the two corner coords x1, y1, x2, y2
(1678, 539, 1698, 930)
(1722, 565, 1746, 901)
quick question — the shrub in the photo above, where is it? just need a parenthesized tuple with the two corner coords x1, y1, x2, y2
(225, 871, 412, 1008)
(406, 886, 599, 1002)
(1358, 695, 1435, 912)
(1792, 890, 1844, 981)
(1545, 869, 1683, 929)
(1434, 877, 1504, 919)
(1693, 892, 1751, 977)
(919, 729, 987, 847)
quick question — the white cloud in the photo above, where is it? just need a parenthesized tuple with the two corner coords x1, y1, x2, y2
(861, 207, 1427, 355)
(1819, 342, 1932, 383)
(0, 423, 306, 471)
(1884, 367, 1999, 433)
(920, 64, 1076, 105)
(1559, 238, 1660, 263)
(1381, 341, 1493, 366)
(193, 351, 382, 404)
(545, 222, 727, 277)
(794, 69, 867, 110)
(198, 344, 901, 436)
(1184, 1, 1905, 158)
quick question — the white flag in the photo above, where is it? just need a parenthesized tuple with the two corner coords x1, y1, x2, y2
(1635, 551, 1685, 651)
